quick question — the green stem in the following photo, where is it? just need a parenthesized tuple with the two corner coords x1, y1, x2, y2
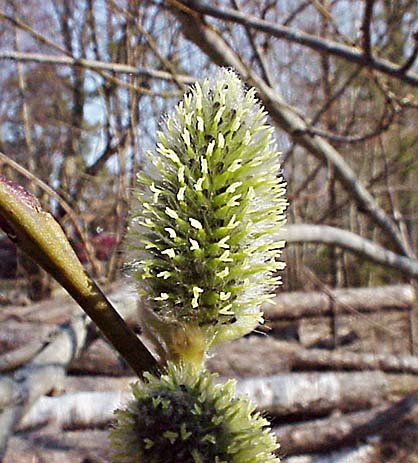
(0, 174, 158, 378)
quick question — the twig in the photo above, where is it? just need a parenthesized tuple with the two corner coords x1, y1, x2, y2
(230, 0, 274, 87)
(172, 0, 418, 86)
(296, 114, 395, 144)
(361, 0, 375, 60)
(108, 0, 187, 91)
(282, 1, 311, 27)
(398, 30, 418, 74)
(0, 7, 190, 95)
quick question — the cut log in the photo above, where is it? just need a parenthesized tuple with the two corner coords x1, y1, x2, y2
(235, 371, 388, 416)
(210, 337, 418, 377)
(0, 282, 139, 325)
(19, 371, 413, 430)
(69, 339, 131, 376)
(0, 315, 89, 458)
(276, 393, 418, 455)
(0, 321, 53, 353)
(290, 343, 418, 374)
(63, 375, 134, 393)
(207, 336, 292, 376)
(264, 285, 415, 320)
(70, 336, 418, 378)
(4, 283, 412, 326)
(19, 391, 129, 431)
(0, 339, 47, 372)
(281, 444, 376, 463)
(5, 432, 376, 463)
(5, 430, 110, 463)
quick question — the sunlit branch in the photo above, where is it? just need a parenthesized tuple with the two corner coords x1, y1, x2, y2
(172, 0, 418, 87)
(0, 50, 195, 84)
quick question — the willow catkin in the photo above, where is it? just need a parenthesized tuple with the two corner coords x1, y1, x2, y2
(129, 68, 286, 365)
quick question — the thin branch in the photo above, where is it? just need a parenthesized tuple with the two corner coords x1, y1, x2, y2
(398, 30, 418, 74)
(10, 2, 35, 172)
(230, 0, 274, 87)
(311, 0, 355, 46)
(0, 152, 99, 274)
(311, 65, 362, 125)
(0, 8, 68, 55)
(299, 110, 395, 144)
(108, 0, 187, 91)
(0, 50, 195, 83)
(307, 66, 404, 144)
(317, 145, 418, 225)
(172, 0, 418, 87)
(277, 223, 418, 277)
(282, 0, 311, 27)
(0, 6, 187, 97)
(361, 0, 375, 60)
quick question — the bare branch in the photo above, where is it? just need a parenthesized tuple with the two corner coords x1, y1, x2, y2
(278, 224, 418, 277)
(0, 8, 68, 55)
(0, 50, 196, 84)
(172, 0, 418, 87)
(0, 6, 187, 98)
(300, 108, 395, 144)
(282, 1, 311, 27)
(361, 0, 375, 60)
(108, 0, 187, 91)
(230, 0, 274, 87)
(399, 30, 418, 74)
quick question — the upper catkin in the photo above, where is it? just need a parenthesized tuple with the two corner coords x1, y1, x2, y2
(130, 69, 286, 365)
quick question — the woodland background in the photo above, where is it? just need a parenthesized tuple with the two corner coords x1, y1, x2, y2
(0, 1, 418, 462)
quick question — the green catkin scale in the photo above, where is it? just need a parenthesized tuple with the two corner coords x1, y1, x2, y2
(129, 68, 286, 365)
(111, 362, 280, 463)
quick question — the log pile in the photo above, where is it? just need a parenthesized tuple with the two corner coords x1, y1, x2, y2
(0, 283, 417, 463)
